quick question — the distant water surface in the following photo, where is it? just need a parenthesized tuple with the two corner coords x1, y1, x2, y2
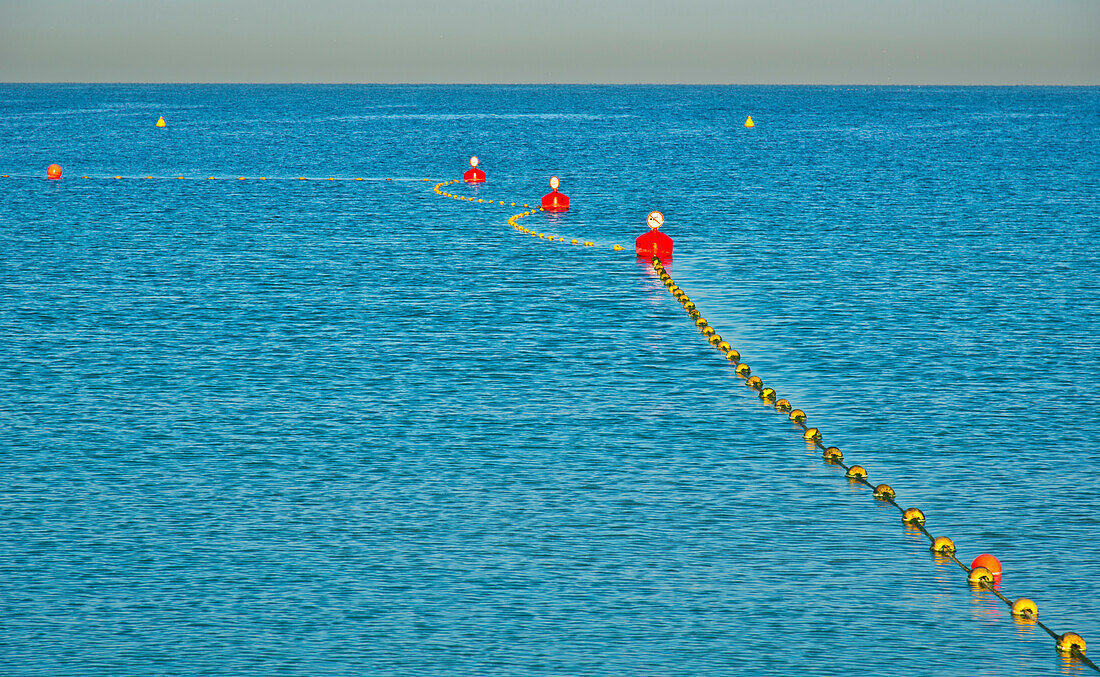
(1, 85, 1098, 676)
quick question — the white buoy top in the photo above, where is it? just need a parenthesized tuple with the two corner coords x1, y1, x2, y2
(470, 156, 479, 168)
(647, 210, 664, 230)
(549, 175, 560, 191)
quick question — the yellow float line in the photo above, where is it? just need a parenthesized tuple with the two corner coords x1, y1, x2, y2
(433, 178, 625, 252)
(2, 174, 435, 182)
(649, 255, 1094, 669)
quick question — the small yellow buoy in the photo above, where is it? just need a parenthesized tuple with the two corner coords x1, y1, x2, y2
(725, 349, 740, 362)
(902, 507, 925, 526)
(695, 318, 708, 328)
(708, 334, 723, 346)
(968, 566, 994, 585)
(789, 409, 806, 423)
(1011, 598, 1037, 619)
(774, 398, 791, 411)
(931, 536, 955, 554)
(1056, 632, 1086, 656)
(156, 116, 166, 127)
(746, 375, 763, 389)
(804, 427, 821, 441)
(759, 387, 776, 400)
(744, 116, 754, 128)
(873, 483, 894, 500)
(716, 340, 731, 352)
(822, 447, 842, 461)
(846, 464, 867, 479)
(735, 363, 751, 377)
(701, 326, 716, 337)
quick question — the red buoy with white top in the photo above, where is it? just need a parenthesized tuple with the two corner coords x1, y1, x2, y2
(541, 175, 569, 212)
(463, 156, 485, 183)
(636, 210, 673, 262)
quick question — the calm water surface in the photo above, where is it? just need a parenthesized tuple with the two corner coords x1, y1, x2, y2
(1, 85, 1098, 675)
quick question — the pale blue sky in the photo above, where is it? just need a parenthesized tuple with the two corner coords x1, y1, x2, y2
(1, 0, 1096, 83)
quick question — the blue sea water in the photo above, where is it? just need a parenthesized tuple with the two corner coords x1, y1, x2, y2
(1, 84, 1098, 676)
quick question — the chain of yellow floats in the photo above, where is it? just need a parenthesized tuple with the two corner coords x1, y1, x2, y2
(5, 164, 1091, 668)
(434, 179, 626, 251)
(1, 173, 432, 181)
(431, 176, 1093, 670)
(644, 254, 1094, 670)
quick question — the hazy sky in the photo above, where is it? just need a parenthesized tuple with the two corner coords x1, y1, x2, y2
(1, 0, 1097, 84)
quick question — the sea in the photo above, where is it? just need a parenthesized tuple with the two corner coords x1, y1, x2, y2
(1, 84, 1098, 676)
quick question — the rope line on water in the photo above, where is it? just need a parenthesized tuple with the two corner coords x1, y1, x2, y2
(433, 179, 626, 251)
(432, 173, 1094, 667)
(3, 173, 434, 182)
(647, 255, 1095, 671)
(22, 165, 1088, 668)
(432, 173, 1094, 669)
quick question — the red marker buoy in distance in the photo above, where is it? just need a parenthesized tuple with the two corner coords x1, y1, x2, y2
(636, 210, 673, 262)
(463, 156, 485, 183)
(541, 175, 569, 212)
(46, 164, 63, 180)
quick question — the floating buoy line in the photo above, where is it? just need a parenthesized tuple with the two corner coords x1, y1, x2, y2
(432, 166, 1094, 671)
(433, 178, 626, 251)
(1, 172, 434, 182)
(643, 254, 1095, 671)
(4, 156, 1092, 669)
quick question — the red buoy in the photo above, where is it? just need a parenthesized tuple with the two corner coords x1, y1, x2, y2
(46, 164, 63, 180)
(463, 156, 485, 183)
(970, 553, 1002, 583)
(541, 175, 569, 212)
(636, 210, 673, 262)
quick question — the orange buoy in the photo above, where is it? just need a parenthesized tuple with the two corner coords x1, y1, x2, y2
(635, 210, 673, 262)
(970, 554, 1002, 582)
(463, 156, 485, 183)
(46, 164, 62, 180)
(541, 175, 569, 212)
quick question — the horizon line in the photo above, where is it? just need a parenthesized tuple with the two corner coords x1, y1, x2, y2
(3, 81, 1099, 87)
